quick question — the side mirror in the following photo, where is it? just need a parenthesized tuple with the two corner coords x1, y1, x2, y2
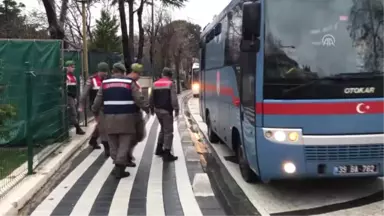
(241, 1, 261, 52)
(242, 1, 261, 40)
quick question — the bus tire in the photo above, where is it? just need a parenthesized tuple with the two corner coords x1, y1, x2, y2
(235, 133, 258, 183)
(207, 114, 220, 143)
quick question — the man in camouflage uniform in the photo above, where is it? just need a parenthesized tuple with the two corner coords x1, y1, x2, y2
(65, 60, 85, 135)
(150, 67, 179, 162)
(92, 63, 149, 179)
(79, 62, 110, 156)
(125, 63, 146, 167)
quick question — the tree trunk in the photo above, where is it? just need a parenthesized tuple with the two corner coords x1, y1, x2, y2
(136, 0, 145, 63)
(118, 0, 131, 69)
(127, 0, 135, 63)
(42, 0, 68, 47)
(174, 49, 181, 94)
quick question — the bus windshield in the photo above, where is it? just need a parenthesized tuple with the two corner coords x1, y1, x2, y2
(263, 0, 384, 99)
(192, 68, 200, 83)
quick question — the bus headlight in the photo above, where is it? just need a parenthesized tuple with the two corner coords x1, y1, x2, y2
(263, 128, 303, 144)
(273, 131, 286, 142)
(283, 162, 296, 174)
(192, 83, 200, 91)
(288, 132, 299, 142)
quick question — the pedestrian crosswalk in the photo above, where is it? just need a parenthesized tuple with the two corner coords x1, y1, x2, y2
(29, 115, 224, 216)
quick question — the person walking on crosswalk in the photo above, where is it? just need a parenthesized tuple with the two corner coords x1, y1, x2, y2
(78, 62, 110, 156)
(92, 63, 149, 179)
(65, 60, 85, 135)
(124, 63, 147, 167)
(150, 67, 179, 162)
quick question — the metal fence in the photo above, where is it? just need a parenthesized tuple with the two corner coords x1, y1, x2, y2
(0, 63, 69, 198)
(0, 43, 121, 199)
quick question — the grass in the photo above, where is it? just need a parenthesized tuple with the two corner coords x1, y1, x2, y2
(0, 147, 27, 179)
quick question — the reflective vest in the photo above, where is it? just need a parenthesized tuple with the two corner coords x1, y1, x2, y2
(89, 75, 102, 103)
(102, 78, 137, 114)
(66, 73, 77, 98)
(152, 77, 173, 112)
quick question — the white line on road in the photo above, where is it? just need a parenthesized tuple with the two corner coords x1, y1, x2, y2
(30, 149, 103, 216)
(108, 115, 156, 216)
(147, 126, 165, 216)
(173, 121, 203, 216)
(69, 157, 115, 216)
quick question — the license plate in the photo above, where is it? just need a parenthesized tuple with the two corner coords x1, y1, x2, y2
(333, 164, 377, 174)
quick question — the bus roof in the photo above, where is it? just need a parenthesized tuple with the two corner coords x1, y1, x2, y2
(200, 0, 243, 38)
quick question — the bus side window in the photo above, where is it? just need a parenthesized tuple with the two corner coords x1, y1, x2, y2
(225, 5, 242, 93)
(200, 39, 206, 70)
(225, 5, 242, 65)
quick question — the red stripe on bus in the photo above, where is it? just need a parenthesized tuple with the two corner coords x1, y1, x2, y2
(258, 101, 384, 115)
(203, 84, 384, 114)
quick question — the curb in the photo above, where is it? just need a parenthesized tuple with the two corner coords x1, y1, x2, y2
(182, 92, 261, 216)
(0, 121, 97, 216)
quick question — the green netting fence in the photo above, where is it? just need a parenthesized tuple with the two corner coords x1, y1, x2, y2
(0, 42, 122, 199)
(0, 39, 68, 198)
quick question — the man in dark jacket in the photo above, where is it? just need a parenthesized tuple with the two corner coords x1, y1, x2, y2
(150, 67, 179, 162)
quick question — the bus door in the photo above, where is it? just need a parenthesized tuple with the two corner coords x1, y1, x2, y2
(239, 1, 261, 174)
(239, 52, 258, 171)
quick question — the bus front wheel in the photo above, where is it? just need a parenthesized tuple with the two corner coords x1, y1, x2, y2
(235, 135, 258, 183)
(207, 114, 220, 143)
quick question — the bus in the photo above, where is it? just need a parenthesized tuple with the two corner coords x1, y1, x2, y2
(199, 0, 384, 183)
(192, 62, 200, 97)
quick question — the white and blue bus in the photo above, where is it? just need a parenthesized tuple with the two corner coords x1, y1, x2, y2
(199, 0, 384, 182)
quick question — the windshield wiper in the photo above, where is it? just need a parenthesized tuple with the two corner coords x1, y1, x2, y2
(282, 71, 383, 96)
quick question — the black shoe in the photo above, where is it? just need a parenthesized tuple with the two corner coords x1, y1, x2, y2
(126, 161, 136, 167)
(76, 125, 85, 135)
(155, 144, 164, 156)
(115, 165, 130, 179)
(88, 137, 101, 149)
(102, 141, 110, 157)
(162, 149, 178, 162)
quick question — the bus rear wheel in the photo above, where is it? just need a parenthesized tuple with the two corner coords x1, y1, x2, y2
(236, 137, 258, 183)
(207, 114, 220, 143)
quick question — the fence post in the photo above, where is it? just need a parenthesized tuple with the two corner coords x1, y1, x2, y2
(25, 62, 34, 175)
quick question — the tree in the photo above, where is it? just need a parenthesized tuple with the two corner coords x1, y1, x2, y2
(136, 0, 145, 62)
(41, 0, 68, 45)
(143, 7, 172, 75)
(89, 9, 121, 52)
(116, 0, 132, 69)
(164, 20, 201, 93)
(65, 0, 95, 47)
(0, 0, 47, 39)
(135, 0, 188, 62)
(0, 0, 25, 38)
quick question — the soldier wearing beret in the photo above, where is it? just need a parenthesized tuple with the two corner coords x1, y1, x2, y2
(65, 60, 85, 135)
(150, 67, 179, 162)
(79, 62, 110, 157)
(125, 63, 147, 167)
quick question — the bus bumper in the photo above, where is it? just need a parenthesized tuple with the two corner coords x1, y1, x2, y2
(255, 128, 384, 181)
